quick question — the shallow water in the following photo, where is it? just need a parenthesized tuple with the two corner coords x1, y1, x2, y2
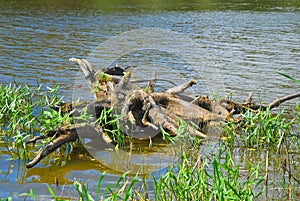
(0, 0, 299, 199)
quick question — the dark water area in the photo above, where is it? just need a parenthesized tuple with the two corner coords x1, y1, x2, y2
(0, 0, 300, 199)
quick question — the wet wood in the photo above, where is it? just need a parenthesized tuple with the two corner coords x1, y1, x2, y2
(268, 93, 300, 110)
(26, 125, 79, 168)
(25, 58, 300, 168)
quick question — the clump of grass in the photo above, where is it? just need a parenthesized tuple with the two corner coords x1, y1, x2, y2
(96, 72, 113, 82)
(223, 103, 300, 200)
(96, 108, 126, 147)
(31, 172, 140, 201)
(153, 145, 264, 201)
(224, 107, 293, 149)
(0, 84, 40, 160)
(0, 84, 73, 160)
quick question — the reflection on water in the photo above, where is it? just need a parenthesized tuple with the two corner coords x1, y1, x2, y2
(0, 146, 137, 199)
(0, 0, 299, 199)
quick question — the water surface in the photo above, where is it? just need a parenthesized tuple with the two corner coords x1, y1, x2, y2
(0, 0, 299, 199)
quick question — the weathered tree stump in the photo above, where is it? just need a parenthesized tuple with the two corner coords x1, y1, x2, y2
(25, 58, 300, 168)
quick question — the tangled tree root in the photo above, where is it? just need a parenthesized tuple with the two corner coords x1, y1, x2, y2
(25, 58, 300, 168)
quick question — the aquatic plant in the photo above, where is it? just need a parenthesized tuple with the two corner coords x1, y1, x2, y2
(153, 145, 264, 201)
(18, 103, 300, 200)
(1, 83, 299, 200)
(0, 84, 74, 161)
(223, 104, 300, 200)
(224, 106, 294, 149)
(96, 108, 126, 147)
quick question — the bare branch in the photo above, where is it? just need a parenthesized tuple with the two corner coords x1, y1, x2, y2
(26, 127, 79, 168)
(268, 93, 300, 109)
(69, 58, 96, 87)
(243, 92, 253, 105)
(166, 80, 196, 94)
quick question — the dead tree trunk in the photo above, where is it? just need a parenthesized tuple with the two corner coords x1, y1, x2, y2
(25, 58, 300, 168)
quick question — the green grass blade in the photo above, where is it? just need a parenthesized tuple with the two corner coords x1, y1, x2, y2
(47, 185, 57, 200)
(277, 72, 300, 84)
(96, 173, 106, 200)
(82, 184, 94, 201)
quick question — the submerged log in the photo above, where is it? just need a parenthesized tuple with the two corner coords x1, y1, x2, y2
(25, 58, 300, 168)
(26, 125, 79, 168)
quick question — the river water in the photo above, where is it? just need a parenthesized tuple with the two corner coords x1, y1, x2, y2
(0, 0, 299, 199)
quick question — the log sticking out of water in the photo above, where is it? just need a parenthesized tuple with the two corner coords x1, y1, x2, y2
(25, 125, 79, 168)
(25, 58, 300, 168)
(25, 123, 113, 169)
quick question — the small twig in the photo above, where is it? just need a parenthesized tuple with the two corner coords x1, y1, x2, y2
(192, 154, 202, 173)
(280, 163, 300, 185)
(265, 150, 269, 201)
(24, 129, 58, 146)
(243, 91, 253, 105)
(219, 92, 300, 115)
(146, 72, 156, 92)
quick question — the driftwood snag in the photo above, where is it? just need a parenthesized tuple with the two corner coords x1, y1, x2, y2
(26, 125, 79, 168)
(25, 58, 300, 168)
